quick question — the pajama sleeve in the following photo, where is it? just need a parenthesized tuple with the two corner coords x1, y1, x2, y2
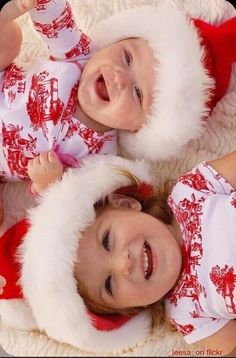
(29, 0, 94, 62)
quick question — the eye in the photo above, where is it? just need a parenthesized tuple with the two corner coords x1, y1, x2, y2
(102, 230, 110, 251)
(123, 49, 132, 67)
(134, 86, 143, 105)
(105, 275, 112, 296)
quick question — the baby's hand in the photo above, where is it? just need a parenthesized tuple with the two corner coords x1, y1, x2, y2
(0, 0, 37, 24)
(0, 0, 36, 23)
(14, 0, 36, 13)
(0, 275, 6, 295)
(28, 150, 64, 195)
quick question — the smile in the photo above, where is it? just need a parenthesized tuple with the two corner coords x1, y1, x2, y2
(96, 75, 110, 101)
(142, 241, 153, 280)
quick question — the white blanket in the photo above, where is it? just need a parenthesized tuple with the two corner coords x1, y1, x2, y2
(0, 0, 236, 356)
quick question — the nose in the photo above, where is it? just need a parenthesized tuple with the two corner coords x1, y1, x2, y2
(114, 69, 126, 90)
(113, 249, 131, 276)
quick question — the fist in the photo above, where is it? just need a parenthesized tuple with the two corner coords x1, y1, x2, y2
(14, 0, 36, 12)
(28, 150, 64, 195)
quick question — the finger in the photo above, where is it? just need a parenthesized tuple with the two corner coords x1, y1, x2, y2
(0, 288, 3, 295)
(27, 159, 33, 168)
(48, 152, 63, 171)
(30, 155, 40, 166)
(27, 155, 37, 165)
(39, 151, 49, 165)
(48, 150, 59, 163)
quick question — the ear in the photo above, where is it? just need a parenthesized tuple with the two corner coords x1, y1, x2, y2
(108, 193, 142, 211)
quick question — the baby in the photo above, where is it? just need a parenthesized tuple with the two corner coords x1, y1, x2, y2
(0, 0, 155, 184)
(0, 0, 155, 214)
(1, 0, 236, 183)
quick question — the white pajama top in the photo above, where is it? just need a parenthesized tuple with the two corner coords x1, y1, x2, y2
(166, 162, 236, 344)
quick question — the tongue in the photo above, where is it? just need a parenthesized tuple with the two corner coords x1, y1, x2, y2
(97, 79, 109, 101)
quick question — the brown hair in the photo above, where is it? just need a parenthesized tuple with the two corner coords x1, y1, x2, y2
(77, 168, 175, 332)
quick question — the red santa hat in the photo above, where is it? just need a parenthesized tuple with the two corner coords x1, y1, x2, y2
(16, 154, 155, 354)
(0, 219, 29, 300)
(89, 5, 236, 161)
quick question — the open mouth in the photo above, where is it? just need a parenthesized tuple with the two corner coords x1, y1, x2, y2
(142, 241, 153, 280)
(96, 75, 110, 101)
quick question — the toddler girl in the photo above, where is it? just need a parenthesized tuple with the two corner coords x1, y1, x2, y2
(0, 152, 236, 354)
(73, 150, 236, 355)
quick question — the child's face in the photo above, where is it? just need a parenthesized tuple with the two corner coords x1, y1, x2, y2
(75, 204, 182, 311)
(78, 38, 155, 132)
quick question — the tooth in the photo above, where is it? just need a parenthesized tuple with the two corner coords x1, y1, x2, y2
(144, 253, 147, 266)
(143, 248, 148, 274)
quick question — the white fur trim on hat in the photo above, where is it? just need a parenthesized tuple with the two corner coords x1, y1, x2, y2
(89, 5, 215, 160)
(19, 155, 154, 354)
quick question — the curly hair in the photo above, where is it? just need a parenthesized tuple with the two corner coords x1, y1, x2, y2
(76, 167, 175, 332)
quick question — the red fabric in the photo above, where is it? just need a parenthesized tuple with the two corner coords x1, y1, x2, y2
(0, 219, 30, 299)
(192, 17, 236, 110)
(88, 310, 132, 331)
(116, 182, 154, 202)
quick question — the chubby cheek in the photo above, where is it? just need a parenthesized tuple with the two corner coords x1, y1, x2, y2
(113, 103, 142, 131)
(120, 282, 155, 307)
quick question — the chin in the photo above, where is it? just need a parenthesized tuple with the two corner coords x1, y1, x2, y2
(164, 253, 182, 290)
(169, 257, 182, 288)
